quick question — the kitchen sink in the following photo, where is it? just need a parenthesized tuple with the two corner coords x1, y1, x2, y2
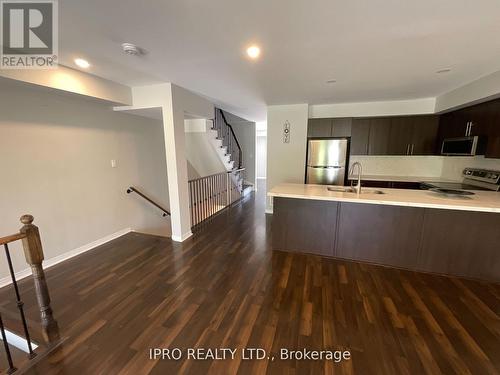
(327, 186, 356, 193)
(327, 186, 385, 195)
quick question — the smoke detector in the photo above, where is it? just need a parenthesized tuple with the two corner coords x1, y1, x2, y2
(121, 43, 143, 56)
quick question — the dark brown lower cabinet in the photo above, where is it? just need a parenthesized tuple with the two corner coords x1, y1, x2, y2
(272, 197, 500, 282)
(336, 203, 424, 269)
(418, 209, 500, 281)
(272, 197, 337, 257)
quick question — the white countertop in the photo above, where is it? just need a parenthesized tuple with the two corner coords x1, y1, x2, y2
(347, 174, 458, 183)
(268, 183, 500, 213)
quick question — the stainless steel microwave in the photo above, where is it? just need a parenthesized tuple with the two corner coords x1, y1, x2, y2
(441, 136, 483, 156)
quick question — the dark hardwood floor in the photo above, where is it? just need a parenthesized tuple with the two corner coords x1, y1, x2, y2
(1, 182, 499, 374)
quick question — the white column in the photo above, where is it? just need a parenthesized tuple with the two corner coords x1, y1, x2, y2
(117, 83, 214, 242)
(162, 92, 192, 242)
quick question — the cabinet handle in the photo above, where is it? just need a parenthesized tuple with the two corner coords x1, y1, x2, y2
(411, 144, 415, 155)
(406, 144, 410, 155)
(469, 122, 473, 136)
(466, 122, 471, 137)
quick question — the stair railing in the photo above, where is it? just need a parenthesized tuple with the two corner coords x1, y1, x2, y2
(0, 215, 59, 373)
(188, 168, 245, 227)
(213, 109, 243, 170)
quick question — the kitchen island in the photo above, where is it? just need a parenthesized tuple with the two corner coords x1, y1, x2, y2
(269, 183, 500, 282)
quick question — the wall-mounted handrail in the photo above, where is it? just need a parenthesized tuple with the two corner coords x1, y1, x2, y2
(126, 187, 171, 217)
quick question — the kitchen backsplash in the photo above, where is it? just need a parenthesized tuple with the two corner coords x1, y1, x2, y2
(350, 155, 500, 181)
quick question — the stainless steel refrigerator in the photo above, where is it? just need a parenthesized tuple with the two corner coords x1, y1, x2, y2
(306, 138, 349, 185)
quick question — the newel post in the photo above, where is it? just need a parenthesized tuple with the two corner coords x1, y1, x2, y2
(19, 215, 59, 343)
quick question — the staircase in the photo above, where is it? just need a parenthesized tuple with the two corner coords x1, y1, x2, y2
(210, 108, 252, 196)
(187, 109, 253, 227)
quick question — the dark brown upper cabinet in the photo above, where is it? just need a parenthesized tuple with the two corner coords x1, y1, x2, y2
(484, 100, 500, 158)
(410, 116, 440, 155)
(350, 119, 370, 155)
(367, 118, 391, 155)
(437, 98, 500, 158)
(331, 118, 352, 137)
(307, 118, 332, 137)
(388, 117, 413, 155)
(307, 118, 352, 138)
(388, 116, 439, 156)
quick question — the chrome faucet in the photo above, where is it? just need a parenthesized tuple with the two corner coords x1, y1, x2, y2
(349, 162, 363, 196)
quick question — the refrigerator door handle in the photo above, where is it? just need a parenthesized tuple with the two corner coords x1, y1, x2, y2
(309, 165, 343, 169)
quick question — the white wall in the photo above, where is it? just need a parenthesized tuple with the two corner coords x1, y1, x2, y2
(266, 104, 309, 211)
(256, 136, 267, 178)
(435, 70, 500, 113)
(184, 120, 226, 177)
(231, 121, 256, 185)
(0, 83, 170, 280)
(0, 65, 132, 105)
(309, 98, 436, 118)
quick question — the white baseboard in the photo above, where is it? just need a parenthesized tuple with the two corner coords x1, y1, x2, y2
(265, 208, 274, 214)
(171, 230, 193, 242)
(0, 228, 132, 288)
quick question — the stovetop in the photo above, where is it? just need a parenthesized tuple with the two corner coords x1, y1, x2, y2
(421, 181, 491, 191)
(421, 167, 500, 192)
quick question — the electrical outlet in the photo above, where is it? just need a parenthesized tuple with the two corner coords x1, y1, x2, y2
(111, 159, 117, 168)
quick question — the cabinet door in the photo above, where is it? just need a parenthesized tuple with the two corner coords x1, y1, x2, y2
(368, 118, 391, 155)
(437, 112, 460, 153)
(485, 100, 500, 158)
(272, 197, 337, 257)
(453, 108, 471, 137)
(331, 118, 352, 137)
(467, 101, 492, 137)
(418, 209, 500, 281)
(336, 203, 424, 269)
(308, 119, 332, 137)
(388, 117, 413, 155)
(350, 119, 370, 155)
(411, 116, 439, 155)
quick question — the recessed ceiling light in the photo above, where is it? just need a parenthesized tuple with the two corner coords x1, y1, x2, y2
(74, 58, 90, 69)
(246, 45, 261, 59)
(436, 68, 451, 74)
(326, 79, 337, 84)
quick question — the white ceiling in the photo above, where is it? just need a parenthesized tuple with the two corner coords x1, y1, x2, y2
(58, 0, 500, 121)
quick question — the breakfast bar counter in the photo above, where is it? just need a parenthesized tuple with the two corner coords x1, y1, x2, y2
(269, 183, 500, 213)
(268, 183, 500, 282)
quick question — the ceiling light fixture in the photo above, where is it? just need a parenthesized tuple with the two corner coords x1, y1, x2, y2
(436, 68, 451, 74)
(74, 58, 90, 69)
(246, 45, 261, 59)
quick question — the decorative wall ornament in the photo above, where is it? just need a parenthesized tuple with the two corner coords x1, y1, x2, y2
(283, 120, 291, 143)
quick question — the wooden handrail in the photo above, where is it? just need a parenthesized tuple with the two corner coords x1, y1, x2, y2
(0, 232, 26, 246)
(188, 168, 246, 183)
(127, 187, 171, 217)
(230, 168, 245, 173)
(0, 215, 60, 344)
(219, 110, 243, 169)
